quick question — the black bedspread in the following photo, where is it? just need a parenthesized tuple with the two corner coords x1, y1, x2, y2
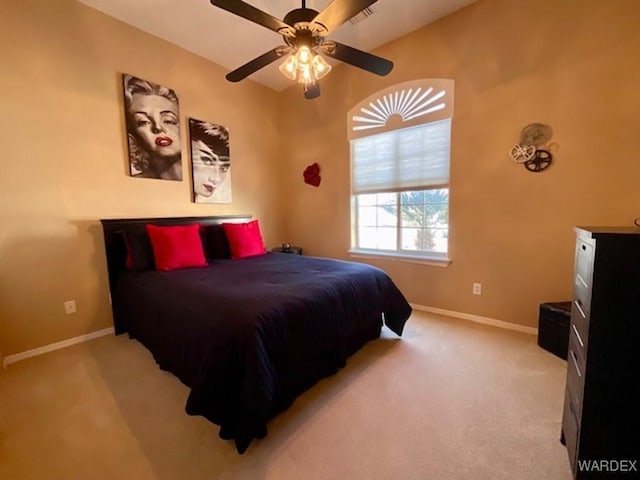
(113, 253, 411, 453)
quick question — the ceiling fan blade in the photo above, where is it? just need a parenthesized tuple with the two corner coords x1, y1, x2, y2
(226, 48, 285, 82)
(312, 0, 378, 34)
(210, 0, 292, 34)
(304, 83, 321, 100)
(326, 42, 393, 76)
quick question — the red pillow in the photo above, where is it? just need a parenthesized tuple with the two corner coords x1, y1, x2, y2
(222, 220, 267, 259)
(145, 224, 207, 271)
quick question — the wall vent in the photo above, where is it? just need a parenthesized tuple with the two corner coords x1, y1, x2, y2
(349, 6, 376, 25)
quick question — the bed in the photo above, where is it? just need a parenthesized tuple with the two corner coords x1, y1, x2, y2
(100, 215, 412, 453)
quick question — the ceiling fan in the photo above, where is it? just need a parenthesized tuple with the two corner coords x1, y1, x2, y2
(210, 0, 394, 99)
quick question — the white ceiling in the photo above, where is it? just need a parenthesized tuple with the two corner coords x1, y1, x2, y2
(76, 0, 477, 91)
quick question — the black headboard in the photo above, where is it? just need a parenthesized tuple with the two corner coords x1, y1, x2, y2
(100, 215, 252, 297)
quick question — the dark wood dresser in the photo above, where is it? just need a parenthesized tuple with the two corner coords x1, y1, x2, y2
(561, 227, 640, 478)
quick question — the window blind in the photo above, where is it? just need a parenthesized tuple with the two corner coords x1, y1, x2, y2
(351, 119, 451, 194)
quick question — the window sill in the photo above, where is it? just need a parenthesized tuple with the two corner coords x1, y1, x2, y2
(348, 250, 452, 267)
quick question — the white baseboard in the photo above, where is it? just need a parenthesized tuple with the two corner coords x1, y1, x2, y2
(410, 303, 537, 335)
(2, 327, 115, 369)
(2, 306, 535, 369)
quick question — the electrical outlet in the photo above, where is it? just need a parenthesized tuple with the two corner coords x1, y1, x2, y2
(473, 283, 482, 295)
(64, 300, 76, 314)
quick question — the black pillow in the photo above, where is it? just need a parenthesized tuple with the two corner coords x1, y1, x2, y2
(123, 228, 155, 272)
(200, 224, 231, 260)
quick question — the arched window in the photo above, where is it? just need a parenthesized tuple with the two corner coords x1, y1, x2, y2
(348, 79, 453, 261)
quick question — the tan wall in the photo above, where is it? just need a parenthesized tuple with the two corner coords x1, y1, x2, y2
(279, 0, 640, 328)
(2, 0, 639, 358)
(0, 0, 285, 356)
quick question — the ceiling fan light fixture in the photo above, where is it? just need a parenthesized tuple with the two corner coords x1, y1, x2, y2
(296, 45, 312, 65)
(311, 54, 331, 80)
(278, 55, 298, 80)
(296, 64, 313, 84)
(279, 47, 331, 85)
(278, 45, 331, 85)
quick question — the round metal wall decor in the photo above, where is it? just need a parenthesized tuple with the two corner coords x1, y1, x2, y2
(510, 123, 555, 173)
(520, 123, 553, 147)
(524, 149, 553, 172)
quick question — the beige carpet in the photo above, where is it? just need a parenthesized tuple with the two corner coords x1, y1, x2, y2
(0, 311, 572, 480)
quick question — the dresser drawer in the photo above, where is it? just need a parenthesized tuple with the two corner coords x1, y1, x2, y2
(562, 392, 580, 471)
(566, 337, 586, 411)
(570, 300, 589, 351)
(575, 240, 593, 286)
(573, 240, 593, 313)
(573, 276, 591, 317)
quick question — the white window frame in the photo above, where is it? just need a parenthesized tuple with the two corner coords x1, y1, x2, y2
(347, 79, 454, 266)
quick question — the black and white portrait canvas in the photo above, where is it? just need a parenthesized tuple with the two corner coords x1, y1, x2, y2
(188, 118, 231, 204)
(122, 74, 182, 181)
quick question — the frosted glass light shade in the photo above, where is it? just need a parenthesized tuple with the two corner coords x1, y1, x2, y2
(278, 55, 298, 81)
(311, 55, 332, 80)
(296, 46, 312, 65)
